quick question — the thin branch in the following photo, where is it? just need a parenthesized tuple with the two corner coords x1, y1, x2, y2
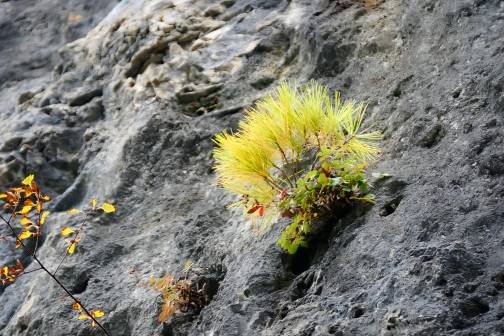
(0, 209, 110, 336)
(271, 163, 294, 189)
(17, 267, 43, 277)
(34, 209, 42, 257)
(53, 213, 89, 276)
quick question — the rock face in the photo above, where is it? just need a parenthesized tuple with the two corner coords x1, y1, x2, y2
(1, 0, 504, 335)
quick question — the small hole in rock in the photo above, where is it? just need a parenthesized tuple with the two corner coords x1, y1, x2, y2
(379, 197, 402, 217)
(282, 246, 316, 275)
(352, 306, 365, 318)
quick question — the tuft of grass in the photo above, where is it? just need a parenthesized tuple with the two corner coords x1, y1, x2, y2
(213, 81, 381, 253)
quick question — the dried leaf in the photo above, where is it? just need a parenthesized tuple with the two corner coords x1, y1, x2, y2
(99, 202, 115, 213)
(183, 260, 193, 273)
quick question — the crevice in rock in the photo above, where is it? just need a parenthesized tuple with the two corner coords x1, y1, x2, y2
(68, 88, 103, 107)
(379, 196, 402, 217)
(124, 41, 169, 79)
(161, 264, 226, 336)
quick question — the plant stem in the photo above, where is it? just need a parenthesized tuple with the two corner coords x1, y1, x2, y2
(275, 144, 295, 188)
(53, 213, 88, 276)
(0, 212, 111, 336)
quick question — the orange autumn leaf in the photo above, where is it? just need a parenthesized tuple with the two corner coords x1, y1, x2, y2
(159, 303, 176, 322)
(72, 302, 83, 311)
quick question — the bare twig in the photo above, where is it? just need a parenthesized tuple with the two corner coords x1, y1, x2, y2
(0, 211, 110, 336)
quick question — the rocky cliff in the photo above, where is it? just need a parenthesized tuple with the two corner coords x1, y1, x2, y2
(1, 0, 504, 335)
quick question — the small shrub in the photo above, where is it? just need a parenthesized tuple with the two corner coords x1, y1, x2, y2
(148, 262, 208, 322)
(213, 82, 381, 253)
(0, 175, 115, 335)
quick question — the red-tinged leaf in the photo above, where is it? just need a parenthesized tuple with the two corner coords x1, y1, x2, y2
(279, 189, 288, 201)
(247, 205, 261, 214)
(259, 206, 265, 217)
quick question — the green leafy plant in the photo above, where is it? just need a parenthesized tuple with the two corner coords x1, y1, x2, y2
(0, 175, 115, 335)
(213, 82, 381, 253)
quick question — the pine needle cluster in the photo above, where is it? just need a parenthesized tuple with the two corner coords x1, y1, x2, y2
(213, 81, 381, 253)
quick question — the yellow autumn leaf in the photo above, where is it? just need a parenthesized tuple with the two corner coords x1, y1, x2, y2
(99, 202, 115, 213)
(78, 314, 90, 320)
(0, 193, 6, 199)
(68, 243, 76, 254)
(19, 217, 33, 227)
(40, 211, 50, 225)
(78, 310, 105, 328)
(18, 205, 33, 215)
(67, 238, 80, 254)
(66, 208, 80, 214)
(61, 227, 75, 237)
(18, 231, 33, 240)
(91, 310, 105, 318)
(91, 198, 97, 209)
(22, 175, 34, 186)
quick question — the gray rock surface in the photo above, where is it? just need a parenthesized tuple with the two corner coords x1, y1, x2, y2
(1, 0, 504, 335)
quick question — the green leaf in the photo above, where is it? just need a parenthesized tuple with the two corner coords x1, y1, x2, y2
(329, 177, 342, 187)
(305, 170, 318, 180)
(317, 173, 328, 186)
